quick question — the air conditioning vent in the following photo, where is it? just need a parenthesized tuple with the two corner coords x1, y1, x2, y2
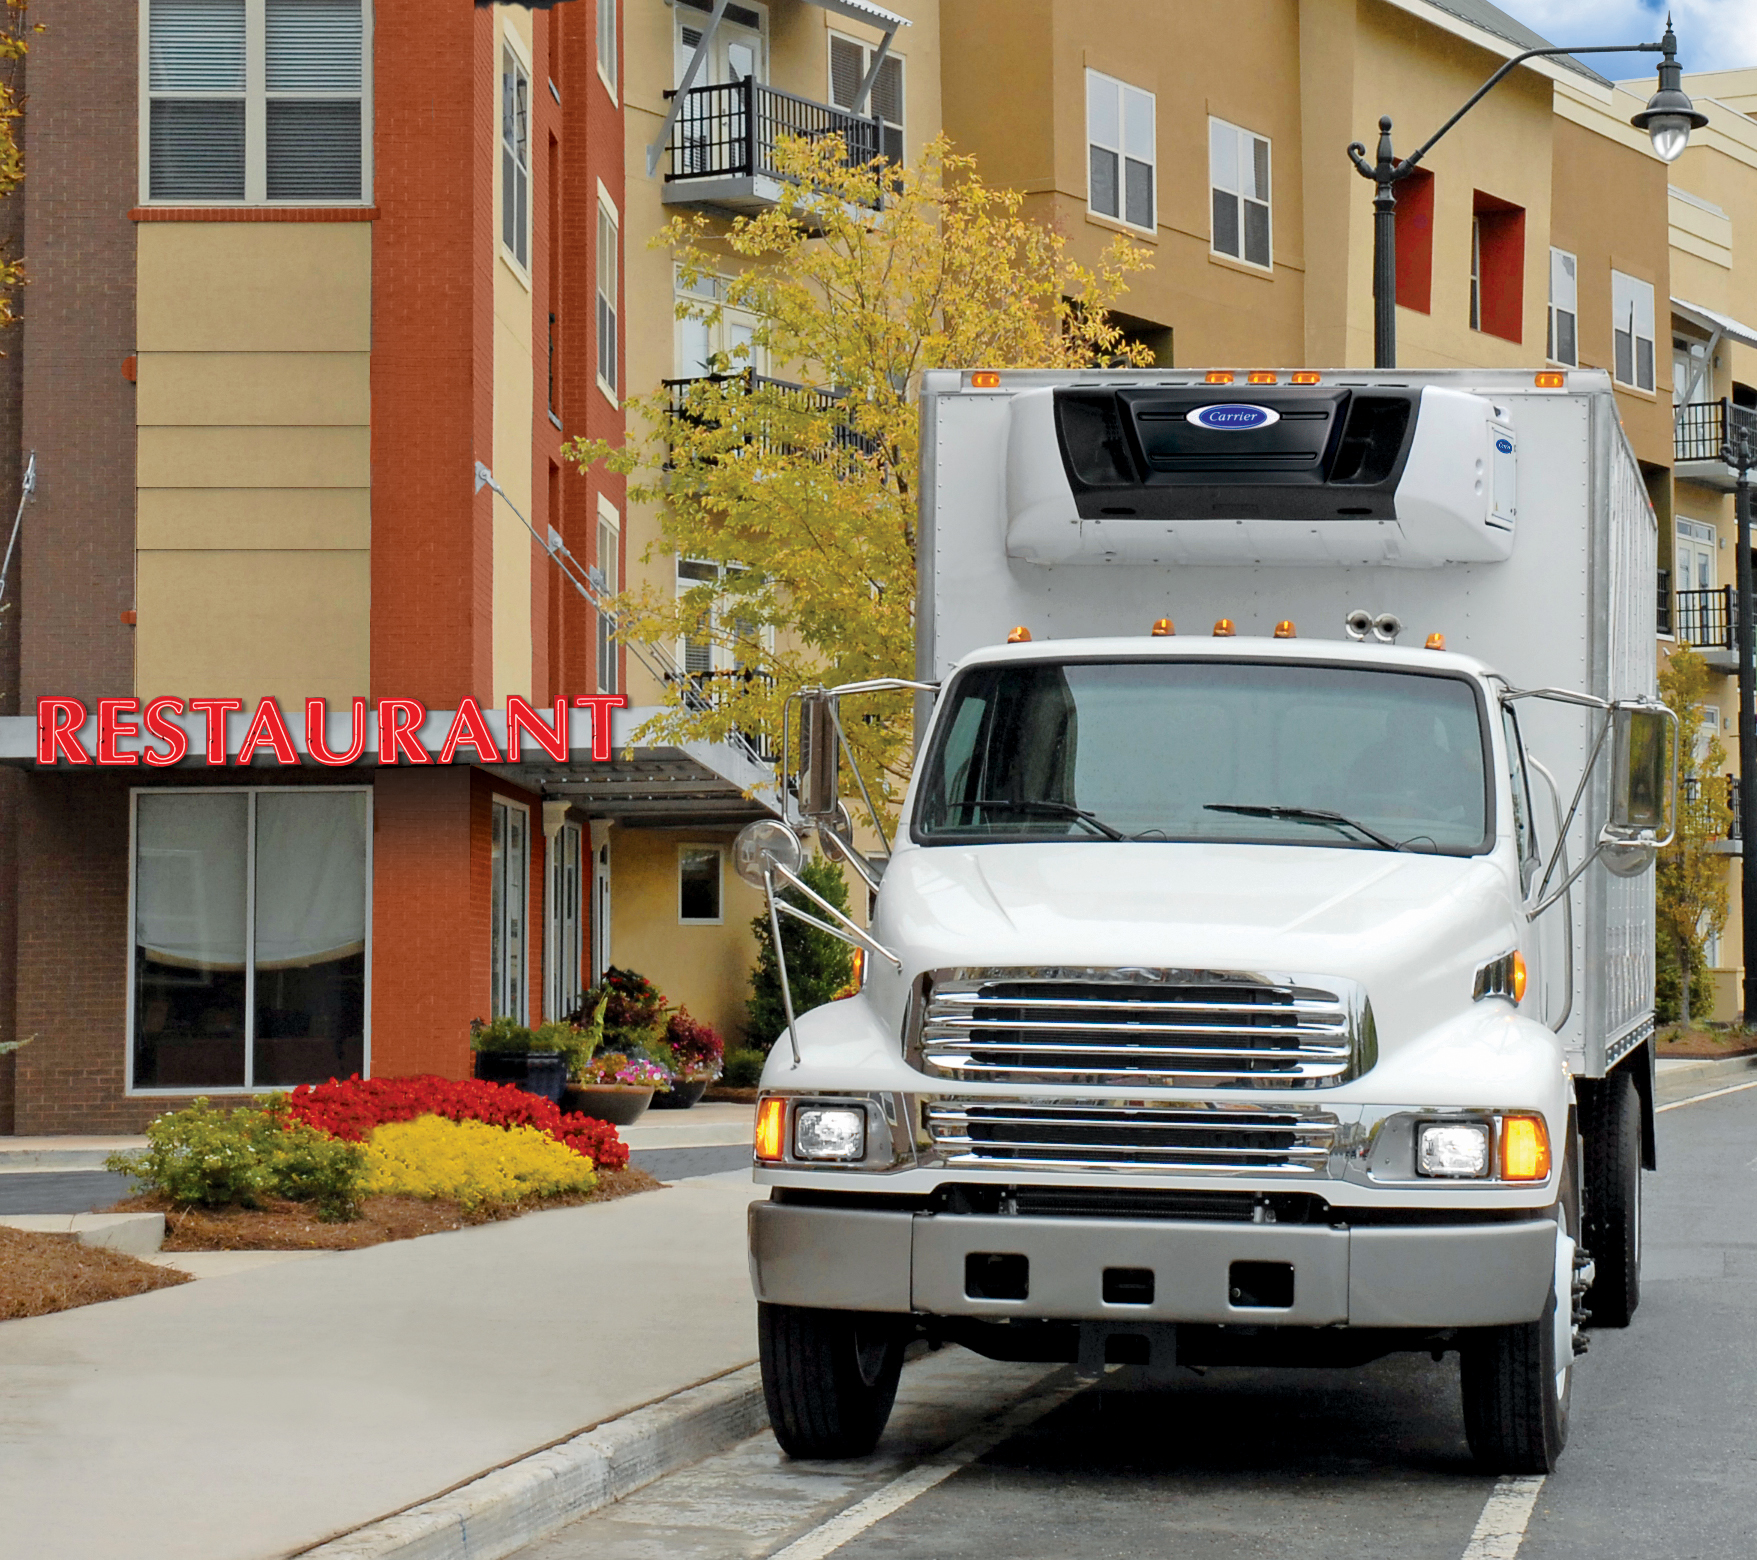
(1330, 396, 1414, 485)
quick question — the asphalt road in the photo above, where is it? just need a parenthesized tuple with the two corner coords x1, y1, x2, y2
(517, 1082, 1757, 1560)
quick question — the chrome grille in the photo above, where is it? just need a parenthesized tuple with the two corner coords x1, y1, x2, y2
(925, 1100, 1340, 1175)
(916, 969, 1372, 1089)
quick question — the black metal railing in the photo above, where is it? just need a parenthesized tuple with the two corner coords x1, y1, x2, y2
(667, 666, 778, 763)
(1657, 568, 1671, 636)
(664, 370, 883, 459)
(1729, 774, 1742, 840)
(1675, 398, 1757, 464)
(665, 77, 882, 202)
(1673, 585, 1738, 651)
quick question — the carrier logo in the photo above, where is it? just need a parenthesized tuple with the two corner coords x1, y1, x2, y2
(1495, 437, 1515, 454)
(1187, 403, 1280, 431)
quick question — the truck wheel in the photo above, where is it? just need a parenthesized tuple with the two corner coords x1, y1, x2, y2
(1581, 1066, 1642, 1327)
(758, 1302, 906, 1459)
(1460, 1147, 1579, 1474)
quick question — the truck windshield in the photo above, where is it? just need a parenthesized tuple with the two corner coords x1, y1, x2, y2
(914, 660, 1491, 853)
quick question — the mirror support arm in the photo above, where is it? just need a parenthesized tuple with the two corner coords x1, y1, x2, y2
(764, 869, 803, 1069)
(1533, 705, 1614, 904)
(1526, 755, 1575, 1033)
(770, 860, 902, 969)
(818, 823, 882, 895)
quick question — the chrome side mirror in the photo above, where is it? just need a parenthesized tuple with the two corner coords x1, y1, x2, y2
(733, 819, 804, 889)
(1600, 702, 1677, 876)
(799, 688, 839, 822)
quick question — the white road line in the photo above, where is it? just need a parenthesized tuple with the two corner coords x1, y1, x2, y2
(766, 1376, 1088, 1560)
(1657, 1077, 1757, 1112)
(1459, 1475, 1546, 1560)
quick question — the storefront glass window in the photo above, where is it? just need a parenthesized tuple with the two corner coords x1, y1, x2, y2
(131, 789, 369, 1091)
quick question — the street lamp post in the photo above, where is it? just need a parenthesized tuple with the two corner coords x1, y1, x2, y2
(1731, 426, 1757, 1022)
(1350, 21, 1707, 369)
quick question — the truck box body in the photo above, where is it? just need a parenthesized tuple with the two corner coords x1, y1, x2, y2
(918, 368, 1657, 1080)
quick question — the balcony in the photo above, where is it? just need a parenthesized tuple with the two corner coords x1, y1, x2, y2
(1673, 586, 1740, 672)
(664, 370, 882, 460)
(665, 667, 778, 765)
(1705, 774, 1743, 855)
(661, 77, 882, 215)
(1674, 399, 1757, 492)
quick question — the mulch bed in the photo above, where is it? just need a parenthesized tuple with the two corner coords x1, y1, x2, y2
(111, 1166, 663, 1252)
(0, 1225, 192, 1322)
(1657, 1027, 1757, 1059)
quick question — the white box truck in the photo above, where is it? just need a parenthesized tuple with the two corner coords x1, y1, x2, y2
(735, 367, 1676, 1475)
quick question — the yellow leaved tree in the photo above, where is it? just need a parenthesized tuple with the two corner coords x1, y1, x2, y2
(564, 133, 1152, 815)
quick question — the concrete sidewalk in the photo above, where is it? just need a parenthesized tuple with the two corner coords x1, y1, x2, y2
(0, 1172, 761, 1560)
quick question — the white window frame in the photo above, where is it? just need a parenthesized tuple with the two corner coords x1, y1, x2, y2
(597, 182, 619, 400)
(545, 817, 584, 1020)
(1470, 217, 1481, 332)
(596, 0, 617, 101)
(125, 785, 374, 1095)
(1612, 269, 1657, 393)
(678, 844, 725, 925)
(501, 33, 533, 277)
(1087, 69, 1155, 234)
(139, 0, 375, 207)
(596, 493, 620, 696)
(828, 30, 905, 166)
(491, 796, 532, 1024)
(1209, 116, 1271, 268)
(1548, 247, 1578, 367)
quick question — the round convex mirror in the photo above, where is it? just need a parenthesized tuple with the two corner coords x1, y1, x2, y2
(734, 819, 804, 889)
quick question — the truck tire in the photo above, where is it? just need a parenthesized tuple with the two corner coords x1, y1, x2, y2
(1460, 1147, 1579, 1474)
(1580, 1066, 1641, 1328)
(758, 1302, 906, 1459)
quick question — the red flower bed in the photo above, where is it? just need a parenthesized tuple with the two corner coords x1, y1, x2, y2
(285, 1076, 630, 1171)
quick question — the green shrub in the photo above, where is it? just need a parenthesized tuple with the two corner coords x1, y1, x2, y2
(106, 1097, 366, 1221)
(1656, 933, 1714, 1027)
(721, 1047, 768, 1088)
(470, 1016, 536, 1054)
(747, 854, 855, 1050)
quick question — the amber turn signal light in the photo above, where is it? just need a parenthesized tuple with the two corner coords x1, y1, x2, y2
(1290, 371, 1321, 385)
(970, 371, 1002, 389)
(1500, 1114, 1551, 1181)
(1247, 371, 1277, 385)
(1511, 951, 1527, 1003)
(1006, 624, 1033, 644)
(1534, 371, 1566, 389)
(755, 1096, 787, 1162)
(1151, 617, 1176, 636)
(1273, 619, 1297, 638)
(1205, 371, 1235, 384)
(1213, 618, 1236, 637)
(1425, 632, 1447, 651)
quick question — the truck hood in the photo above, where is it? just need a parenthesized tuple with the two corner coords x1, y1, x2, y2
(874, 841, 1520, 1047)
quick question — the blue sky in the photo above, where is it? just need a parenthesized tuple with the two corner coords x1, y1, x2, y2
(1503, 0, 1757, 74)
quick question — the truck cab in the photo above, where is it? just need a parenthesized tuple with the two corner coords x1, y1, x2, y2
(739, 368, 1673, 1476)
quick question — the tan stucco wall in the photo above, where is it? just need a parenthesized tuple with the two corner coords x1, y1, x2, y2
(135, 223, 372, 702)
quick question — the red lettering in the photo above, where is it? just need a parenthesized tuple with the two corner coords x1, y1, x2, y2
(572, 695, 628, 762)
(35, 698, 90, 765)
(306, 697, 367, 766)
(505, 696, 567, 762)
(97, 699, 141, 765)
(142, 697, 189, 766)
(187, 699, 244, 765)
(239, 697, 299, 765)
(378, 698, 431, 765)
(440, 696, 504, 763)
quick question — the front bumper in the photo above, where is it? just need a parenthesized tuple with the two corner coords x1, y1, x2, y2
(749, 1200, 1557, 1329)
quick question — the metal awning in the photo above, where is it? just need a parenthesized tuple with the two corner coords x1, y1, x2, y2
(1673, 298, 1757, 353)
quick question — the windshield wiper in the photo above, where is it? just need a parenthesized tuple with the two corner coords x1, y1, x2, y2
(1204, 803, 1408, 853)
(949, 798, 1128, 841)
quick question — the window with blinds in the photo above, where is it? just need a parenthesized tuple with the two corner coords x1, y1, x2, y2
(146, 0, 367, 204)
(503, 48, 531, 269)
(597, 501, 619, 696)
(1210, 117, 1270, 266)
(597, 199, 618, 395)
(597, 0, 616, 95)
(1089, 71, 1155, 233)
(829, 33, 903, 165)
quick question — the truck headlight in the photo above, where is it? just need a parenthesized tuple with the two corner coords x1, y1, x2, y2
(794, 1105, 867, 1162)
(1416, 1122, 1492, 1178)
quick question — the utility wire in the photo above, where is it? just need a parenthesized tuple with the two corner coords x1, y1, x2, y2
(0, 451, 36, 621)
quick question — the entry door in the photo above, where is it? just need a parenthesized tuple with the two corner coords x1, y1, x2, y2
(491, 799, 529, 1022)
(547, 822, 582, 1019)
(590, 836, 612, 985)
(676, 6, 766, 176)
(1675, 518, 1717, 641)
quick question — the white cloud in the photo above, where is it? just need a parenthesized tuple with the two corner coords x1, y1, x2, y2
(1502, 0, 1757, 74)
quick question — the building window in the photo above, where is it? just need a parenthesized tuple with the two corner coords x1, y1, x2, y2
(678, 557, 718, 675)
(490, 799, 530, 1022)
(1210, 117, 1269, 267)
(1393, 167, 1434, 313)
(1086, 71, 1153, 232)
(1613, 270, 1656, 392)
(502, 46, 531, 270)
(596, 0, 616, 97)
(546, 819, 584, 1020)
(131, 788, 369, 1092)
(679, 845, 724, 924)
(597, 196, 619, 396)
(1469, 192, 1524, 343)
(1548, 248, 1578, 366)
(829, 33, 904, 166)
(596, 496, 620, 696)
(145, 0, 369, 204)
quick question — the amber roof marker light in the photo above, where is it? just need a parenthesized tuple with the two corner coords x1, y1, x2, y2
(1534, 371, 1566, 389)
(1290, 371, 1321, 385)
(1426, 631, 1447, 651)
(1274, 620, 1297, 639)
(1205, 371, 1235, 385)
(969, 371, 1002, 389)
(1006, 625, 1033, 644)
(1213, 618, 1236, 637)
(1151, 618, 1176, 636)
(1247, 372, 1278, 385)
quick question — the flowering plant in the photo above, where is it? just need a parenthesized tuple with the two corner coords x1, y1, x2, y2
(574, 1051, 673, 1090)
(661, 1008, 724, 1081)
(285, 1074, 629, 1171)
(363, 1116, 596, 1212)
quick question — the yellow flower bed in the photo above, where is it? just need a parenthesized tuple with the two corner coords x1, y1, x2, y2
(363, 1115, 598, 1211)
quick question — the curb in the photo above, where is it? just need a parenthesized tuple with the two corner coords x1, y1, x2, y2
(1656, 1051, 1757, 1106)
(297, 1364, 769, 1560)
(0, 1211, 165, 1254)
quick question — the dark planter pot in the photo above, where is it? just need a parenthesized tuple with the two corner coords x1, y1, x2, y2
(474, 1050, 568, 1104)
(562, 1084, 655, 1125)
(650, 1078, 711, 1111)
